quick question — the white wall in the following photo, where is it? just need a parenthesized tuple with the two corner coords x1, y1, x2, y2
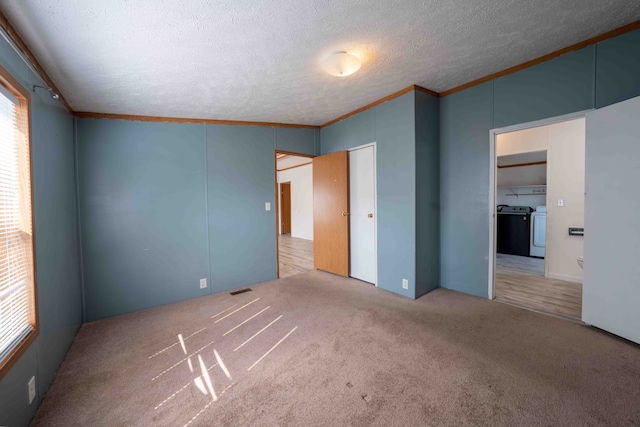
(277, 164, 313, 240)
(496, 164, 547, 208)
(496, 188, 546, 209)
(497, 164, 547, 188)
(546, 118, 585, 282)
(496, 127, 548, 208)
(277, 156, 311, 169)
(497, 125, 548, 156)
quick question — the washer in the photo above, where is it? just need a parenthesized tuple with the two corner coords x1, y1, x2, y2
(530, 206, 546, 258)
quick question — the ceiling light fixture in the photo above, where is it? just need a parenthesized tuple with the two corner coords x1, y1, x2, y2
(322, 52, 361, 77)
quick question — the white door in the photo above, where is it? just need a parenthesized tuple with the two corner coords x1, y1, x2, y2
(349, 145, 376, 284)
(583, 95, 640, 344)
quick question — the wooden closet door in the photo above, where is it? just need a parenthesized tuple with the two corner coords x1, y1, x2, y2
(313, 151, 349, 276)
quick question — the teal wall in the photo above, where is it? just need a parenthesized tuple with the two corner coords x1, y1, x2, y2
(440, 82, 494, 297)
(320, 91, 438, 299)
(76, 121, 316, 321)
(274, 127, 318, 155)
(595, 29, 640, 108)
(415, 91, 440, 296)
(375, 93, 417, 298)
(440, 28, 640, 298)
(493, 45, 595, 128)
(321, 108, 375, 153)
(207, 126, 277, 291)
(0, 43, 82, 425)
(76, 120, 210, 321)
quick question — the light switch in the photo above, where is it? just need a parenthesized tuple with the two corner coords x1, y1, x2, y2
(558, 199, 564, 207)
(265, 202, 271, 211)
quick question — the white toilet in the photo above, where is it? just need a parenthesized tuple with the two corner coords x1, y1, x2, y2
(577, 256, 584, 269)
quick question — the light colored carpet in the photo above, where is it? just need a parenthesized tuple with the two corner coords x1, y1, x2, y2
(31, 271, 640, 426)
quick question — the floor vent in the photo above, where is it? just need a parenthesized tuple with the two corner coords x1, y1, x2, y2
(230, 288, 252, 295)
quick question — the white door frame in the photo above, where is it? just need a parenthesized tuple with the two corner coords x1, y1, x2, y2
(348, 142, 378, 286)
(488, 111, 591, 299)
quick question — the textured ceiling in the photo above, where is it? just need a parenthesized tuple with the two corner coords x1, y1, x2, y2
(1, 1, 639, 125)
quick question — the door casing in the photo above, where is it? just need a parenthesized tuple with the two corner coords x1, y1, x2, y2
(488, 110, 590, 301)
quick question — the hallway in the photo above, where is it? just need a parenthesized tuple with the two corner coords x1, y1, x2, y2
(278, 234, 314, 278)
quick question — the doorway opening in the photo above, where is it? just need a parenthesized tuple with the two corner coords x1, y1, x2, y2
(275, 151, 314, 278)
(490, 114, 586, 321)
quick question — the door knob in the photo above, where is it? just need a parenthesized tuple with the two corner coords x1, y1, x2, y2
(368, 213, 373, 218)
(341, 212, 350, 216)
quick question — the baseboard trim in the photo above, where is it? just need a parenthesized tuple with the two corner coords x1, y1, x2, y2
(548, 273, 583, 283)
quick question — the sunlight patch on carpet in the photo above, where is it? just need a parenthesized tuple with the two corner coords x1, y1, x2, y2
(210, 304, 238, 319)
(147, 327, 206, 359)
(234, 315, 283, 352)
(247, 326, 298, 371)
(151, 340, 215, 381)
(223, 306, 270, 336)
(214, 298, 260, 323)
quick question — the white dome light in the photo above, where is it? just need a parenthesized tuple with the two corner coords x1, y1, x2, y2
(322, 52, 361, 77)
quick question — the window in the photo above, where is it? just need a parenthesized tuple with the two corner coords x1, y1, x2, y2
(0, 64, 37, 378)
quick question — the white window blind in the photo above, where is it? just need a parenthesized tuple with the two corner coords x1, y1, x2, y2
(0, 85, 34, 363)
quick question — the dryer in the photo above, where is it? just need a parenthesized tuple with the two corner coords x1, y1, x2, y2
(530, 206, 546, 258)
(497, 206, 533, 256)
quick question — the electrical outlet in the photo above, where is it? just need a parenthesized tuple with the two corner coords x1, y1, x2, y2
(402, 279, 408, 290)
(557, 199, 564, 207)
(200, 278, 207, 289)
(28, 376, 36, 404)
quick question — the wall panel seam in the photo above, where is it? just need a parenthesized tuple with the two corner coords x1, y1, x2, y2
(593, 43, 598, 108)
(73, 118, 86, 322)
(204, 125, 212, 294)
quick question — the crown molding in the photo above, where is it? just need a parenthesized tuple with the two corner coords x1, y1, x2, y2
(74, 111, 320, 129)
(3, 10, 639, 130)
(321, 85, 438, 128)
(440, 19, 640, 97)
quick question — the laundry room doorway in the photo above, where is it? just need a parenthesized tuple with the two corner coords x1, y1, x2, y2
(489, 114, 586, 321)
